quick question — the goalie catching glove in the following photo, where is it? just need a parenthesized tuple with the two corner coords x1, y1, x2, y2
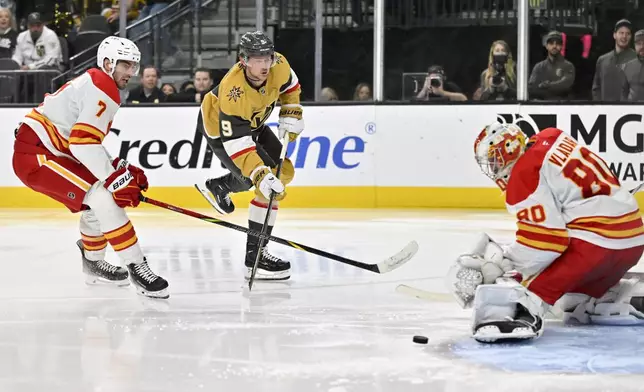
(251, 165, 285, 200)
(278, 104, 304, 143)
(446, 233, 519, 308)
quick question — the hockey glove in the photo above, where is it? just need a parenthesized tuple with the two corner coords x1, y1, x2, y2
(447, 233, 519, 308)
(112, 158, 148, 191)
(104, 167, 142, 208)
(278, 104, 304, 143)
(251, 165, 286, 201)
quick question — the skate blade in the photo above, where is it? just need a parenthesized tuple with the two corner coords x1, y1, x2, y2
(194, 183, 228, 215)
(134, 286, 170, 299)
(473, 328, 536, 343)
(244, 268, 290, 281)
(85, 274, 130, 287)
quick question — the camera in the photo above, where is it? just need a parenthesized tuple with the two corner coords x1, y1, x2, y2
(429, 75, 442, 88)
(491, 53, 508, 86)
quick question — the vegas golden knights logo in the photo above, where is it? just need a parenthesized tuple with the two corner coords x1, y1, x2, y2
(250, 101, 276, 129)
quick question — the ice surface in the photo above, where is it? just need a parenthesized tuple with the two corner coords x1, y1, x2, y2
(1, 208, 643, 392)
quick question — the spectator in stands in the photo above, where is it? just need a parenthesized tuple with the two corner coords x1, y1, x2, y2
(0, 7, 17, 59)
(415, 65, 467, 101)
(166, 80, 195, 102)
(167, 68, 213, 102)
(193, 68, 213, 102)
(12, 12, 61, 70)
(622, 30, 644, 101)
(479, 40, 517, 101)
(127, 65, 165, 104)
(161, 82, 176, 96)
(528, 31, 575, 100)
(353, 83, 372, 100)
(104, 0, 145, 33)
(0, 0, 15, 18)
(320, 87, 339, 101)
(472, 85, 483, 101)
(181, 80, 195, 92)
(592, 19, 636, 101)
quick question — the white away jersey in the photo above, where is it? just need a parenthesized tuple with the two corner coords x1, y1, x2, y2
(22, 68, 120, 181)
(504, 127, 644, 279)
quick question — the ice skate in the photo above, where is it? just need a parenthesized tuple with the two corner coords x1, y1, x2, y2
(245, 247, 291, 281)
(76, 240, 129, 286)
(127, 259, 169, 299)
(199, 177, 235, 214)
(473, 305, 543, 343)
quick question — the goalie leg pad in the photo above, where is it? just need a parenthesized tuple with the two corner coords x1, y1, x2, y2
(472, 279, 546, 343)
(559, 279, 644, 326)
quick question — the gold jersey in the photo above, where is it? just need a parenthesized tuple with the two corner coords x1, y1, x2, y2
(200, 52, 301, 177)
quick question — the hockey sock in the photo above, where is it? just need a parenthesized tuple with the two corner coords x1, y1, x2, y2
(83, 182, 145, 265)
(79, 210, 107, 261)
(246, 198, 278, 251)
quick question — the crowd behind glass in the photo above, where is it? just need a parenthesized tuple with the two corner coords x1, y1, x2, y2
(0, 0, 641, 103)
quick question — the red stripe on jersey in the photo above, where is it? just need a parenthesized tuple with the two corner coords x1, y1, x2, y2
(505, 127, 562, 206)
(516, 228, 570, 247)
(230, 146, 257, 160)
(570, 217, 643, 232)
(284, 82, 300, 95)
(87, 68, 121, 105)
(250, 198, 279, 210)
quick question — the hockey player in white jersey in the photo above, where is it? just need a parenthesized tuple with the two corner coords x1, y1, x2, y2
(12, 36, 169, 299)
(447, 122, 644, 343)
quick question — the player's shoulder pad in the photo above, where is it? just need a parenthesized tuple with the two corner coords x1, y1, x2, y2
(86, 68, 121, 105)
(217, 64, 249, 119)
(505, 128, 561, 205)
(272, 52, 292, 82)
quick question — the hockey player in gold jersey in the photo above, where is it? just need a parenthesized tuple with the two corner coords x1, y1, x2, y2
(196, 31, 303, 280)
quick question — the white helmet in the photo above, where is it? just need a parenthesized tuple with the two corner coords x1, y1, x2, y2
(96, 36, 141, 77)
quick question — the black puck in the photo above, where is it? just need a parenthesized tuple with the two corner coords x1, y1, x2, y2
(413, 335, 428, 344)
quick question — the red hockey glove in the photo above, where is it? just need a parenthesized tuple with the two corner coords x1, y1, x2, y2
(104, 167, 142, 208)
(112, 158, 148, 191)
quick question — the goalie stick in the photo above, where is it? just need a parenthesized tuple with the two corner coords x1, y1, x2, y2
(140, 196, 419, 274)
(395, 284, 452, 302)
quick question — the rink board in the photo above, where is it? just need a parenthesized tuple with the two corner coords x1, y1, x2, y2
(2, 104, 644, 208)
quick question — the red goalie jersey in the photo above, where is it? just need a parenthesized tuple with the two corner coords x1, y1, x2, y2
(476, 125, 644, 305)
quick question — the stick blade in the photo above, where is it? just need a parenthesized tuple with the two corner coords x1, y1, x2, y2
(376, 240, 419, 274)
(395, 284, 451, 302)
(631, 183, 644, 194)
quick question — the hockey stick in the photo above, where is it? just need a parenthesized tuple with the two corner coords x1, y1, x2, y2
(140, 196, 419, 275)
(248, 134, 289, 291)
(630, 183, 644, 194)
(395, 284, 452, 302)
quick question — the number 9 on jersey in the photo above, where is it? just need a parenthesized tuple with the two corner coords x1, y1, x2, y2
(221, 120, 233, 137)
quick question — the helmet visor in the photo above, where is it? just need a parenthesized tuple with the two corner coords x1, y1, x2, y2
(245, 55, 273, 68)
(476, 146, 505, 180)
